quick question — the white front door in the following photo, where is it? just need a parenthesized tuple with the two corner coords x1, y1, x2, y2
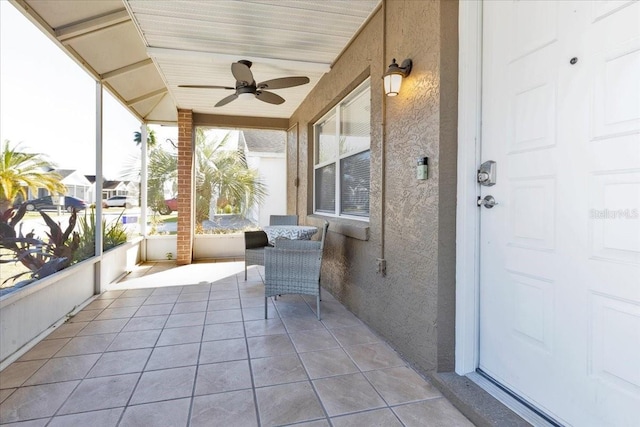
(479, 1, 640, 425)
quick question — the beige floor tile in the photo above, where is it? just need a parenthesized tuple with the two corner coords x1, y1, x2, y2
(171, 301, 208, 314)
(84, 299, 114, 310)
(191, 390, 257, 427)
(17, 338, 70, 361)
(242, 306, 277, 321)
(108, 297, 147, 308)
(57, 374, 138, 415)
(205, 308, 243, 324)
(331, 408, 403, 427)
(48, 407, 123, 427)
(45, 322, 88, 340)
(239, 296, 266, 308)
(176, 292, 209, 303)
(202, 322, 245, 341)
(194, 360, 252, 395)
(0, 417, 50, 426)
(94, 307, 138, 321)
(76, 319, 128, 336)
(321, 310, 363, 329)
(293, 420, 331, 427)
(120, 398, 191, 427)
(251, 354, 308, 387)
(107, 329, 161, 351)
(130, 366, 196, 404)
(150, 286, 183, 296)
(313, 373, 386, 417)
(0, 381, 79, 423)
(23, 354, 100, 385)
(256, 381, 325, 427)
(364, 366, 442, 405)
(290, 329, 340, 353)
(121, 289, 153, 298)
(247, 335, 295, 359)
(97, 290, 124, 300)
(180, 283, 212, 293)
(87, 348, 151, 378)
(244, 318, 287, 337)
(343, 342, 406, 371)
(330, 324, 382, 347)
(199, 338, 247, 364)
(157, 325, 204, 346)
(0, 388, 15, 404)
(55, 334, 117, 357)
(282, 316, 327, 333)
(209, 282, 238, 292)
(122, 315, 168, 332)
(299, 348, 359, 379)
(134, 303, 173, 317)
(143, 294, 179, 305)
(164, 312, 206, 328)
(207, 298, 241, 310)
(209, 290, 240, 300)
(68, 309, 101, 323)
(392, 398, 475, 427)
(145, 343, 200, 371)
(0, 360, 47, 389)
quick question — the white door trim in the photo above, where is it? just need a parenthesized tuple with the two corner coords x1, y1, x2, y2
(455, 0, 483, 375)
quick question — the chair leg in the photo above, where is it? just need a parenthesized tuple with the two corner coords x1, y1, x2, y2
(316, 295, 321, 320)
(245, 263, 248, 281)
(264, 296, 268, 319)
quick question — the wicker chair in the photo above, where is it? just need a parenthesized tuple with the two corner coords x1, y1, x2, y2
(244, 230, 269, 280)
(264, 221, 329, 319)
(269, 215, 298, 225)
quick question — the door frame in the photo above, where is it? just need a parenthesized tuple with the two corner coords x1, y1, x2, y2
(455, 0, 483, 375)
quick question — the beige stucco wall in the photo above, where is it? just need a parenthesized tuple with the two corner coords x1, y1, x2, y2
(288, 0, 458, 373)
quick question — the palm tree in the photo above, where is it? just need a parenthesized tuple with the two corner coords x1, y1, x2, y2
(133, 127, 157, 148)
(195, 130, 266, 223)
(0, 140, 66, 213)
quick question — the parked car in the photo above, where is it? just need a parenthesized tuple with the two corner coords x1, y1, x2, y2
(102, 195, 138, 209)
(156, 197, 178, 215)
(22, 196, 88, 213)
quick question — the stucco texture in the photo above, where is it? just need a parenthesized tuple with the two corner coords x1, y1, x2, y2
(288, 0, 458, 374)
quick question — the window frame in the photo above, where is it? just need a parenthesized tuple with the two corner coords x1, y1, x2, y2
(313, 79, 371, 221)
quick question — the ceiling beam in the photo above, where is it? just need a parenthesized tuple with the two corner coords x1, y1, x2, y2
(55, 9, 130, 43)
(126, 88, 167, 106)
(101, 58, 154, 81)
(147, 47, 331, 73)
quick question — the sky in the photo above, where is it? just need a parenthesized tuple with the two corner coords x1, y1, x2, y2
(0, 1, 176, 178)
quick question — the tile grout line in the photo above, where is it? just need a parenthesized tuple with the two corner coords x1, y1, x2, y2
(240, 271, 263, 427)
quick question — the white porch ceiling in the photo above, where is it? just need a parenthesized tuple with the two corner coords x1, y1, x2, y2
(13, 0, 380, 124)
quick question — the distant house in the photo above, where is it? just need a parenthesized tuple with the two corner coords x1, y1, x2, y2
(30, 169, 92, 202)
(240, 130, 286, 226)
(85, 177, 139, 204)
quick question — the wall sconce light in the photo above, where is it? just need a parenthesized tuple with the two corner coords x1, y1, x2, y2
(383, 58, 412, 96)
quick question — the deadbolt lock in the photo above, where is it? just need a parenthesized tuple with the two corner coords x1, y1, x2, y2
(477, 160, 497, 186)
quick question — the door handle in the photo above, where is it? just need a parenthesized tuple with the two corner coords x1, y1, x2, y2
(477, 195, 498, 208)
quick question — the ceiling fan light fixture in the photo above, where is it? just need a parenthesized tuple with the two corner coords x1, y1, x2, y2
(237, 92, 254, 101)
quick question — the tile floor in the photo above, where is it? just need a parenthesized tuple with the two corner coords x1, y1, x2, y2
(0, 261, 474, 427)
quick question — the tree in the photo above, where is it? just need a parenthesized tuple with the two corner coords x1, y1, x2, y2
(195, 129, 266, 223)
(0, 140, 66, 214)
(133, 127, 157, 148)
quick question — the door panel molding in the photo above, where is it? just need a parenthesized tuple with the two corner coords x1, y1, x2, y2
(455, 0, 483, 375)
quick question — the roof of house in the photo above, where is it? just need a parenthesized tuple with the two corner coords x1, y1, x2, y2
(242, 130, 285, 153)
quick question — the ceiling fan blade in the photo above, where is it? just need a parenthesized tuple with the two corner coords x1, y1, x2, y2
(255, 90, 285, 105)
(257, 76, 310, 90)
(231, 61, 254, 85)
(179, 85, 234, 90)
(215, 94, 239, 107)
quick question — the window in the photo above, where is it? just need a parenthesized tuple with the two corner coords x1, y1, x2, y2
(314, 80, 370, 218)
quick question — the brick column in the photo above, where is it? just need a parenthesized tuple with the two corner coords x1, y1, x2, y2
(177, 109, 194, 265)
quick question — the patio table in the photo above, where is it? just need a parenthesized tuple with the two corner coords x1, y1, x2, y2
(262, 225, 318, 245)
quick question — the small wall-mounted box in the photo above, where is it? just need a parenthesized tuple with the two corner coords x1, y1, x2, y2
(417, 157, 428, 180)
